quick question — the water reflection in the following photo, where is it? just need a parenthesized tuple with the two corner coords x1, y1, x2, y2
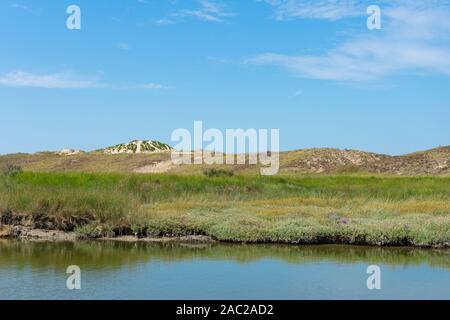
(1, 240, 449, 270)
(0, 240, 449, 300)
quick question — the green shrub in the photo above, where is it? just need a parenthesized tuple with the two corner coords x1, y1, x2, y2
(203, 168, 234, 178)
(75, 223, 115, 239)
(1, 164, 23, 178)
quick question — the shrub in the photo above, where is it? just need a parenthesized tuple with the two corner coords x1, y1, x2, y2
(203, 169, 234, 178)
(1, 164, 23, 178)
(75, 223, 115, 239)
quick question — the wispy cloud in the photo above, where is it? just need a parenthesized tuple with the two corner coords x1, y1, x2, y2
(258, 0, 450, 21)
(249, 2, 450, 83)
(0, 71, 171, 91)
(10, 3, 40, 15)
(154, 18, 175, 26)
(257, 0, 364, 21)
(147, 0, 235, 26)
(139, 83, 168, 90)
(174, 0, 236, 23)
(0, 71, 108, 89)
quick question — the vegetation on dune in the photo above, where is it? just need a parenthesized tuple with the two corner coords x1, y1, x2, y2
(0, 172, 449, 247)
(0, 145, 448, 175)
(102, 140, 173, 154)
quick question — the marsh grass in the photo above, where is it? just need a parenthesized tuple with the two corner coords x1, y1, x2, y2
(0, 172, 449, 246)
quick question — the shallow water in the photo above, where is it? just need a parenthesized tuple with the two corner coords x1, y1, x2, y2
(0, 240, 449, 300)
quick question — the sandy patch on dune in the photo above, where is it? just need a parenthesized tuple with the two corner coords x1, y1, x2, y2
(134, 160, 177, 174)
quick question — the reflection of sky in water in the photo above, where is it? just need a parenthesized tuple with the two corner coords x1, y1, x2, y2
(0, 244, 449, 300)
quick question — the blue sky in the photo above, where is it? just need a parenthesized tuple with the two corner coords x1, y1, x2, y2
(1, 0, 449, 155)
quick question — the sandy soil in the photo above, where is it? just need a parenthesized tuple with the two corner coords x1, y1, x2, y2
(0, 225, 77, 241)
(134, 160, 177, 173)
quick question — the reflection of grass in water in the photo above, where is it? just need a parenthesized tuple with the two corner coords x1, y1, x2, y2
(1, 172, 449, 246)
(0, 240, 449, 271)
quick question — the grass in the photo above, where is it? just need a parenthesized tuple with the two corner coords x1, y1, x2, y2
(0, 172, 449, 247)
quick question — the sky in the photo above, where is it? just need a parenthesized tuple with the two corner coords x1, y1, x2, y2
(1, 0, 449, 155)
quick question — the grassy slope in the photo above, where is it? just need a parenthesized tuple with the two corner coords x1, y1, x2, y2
(0, 153, 171, 173)
(1, 172, 449, 247)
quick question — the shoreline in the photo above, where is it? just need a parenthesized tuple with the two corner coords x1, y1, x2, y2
(1, 225, 448, 248)
(0, 225, 216, 243)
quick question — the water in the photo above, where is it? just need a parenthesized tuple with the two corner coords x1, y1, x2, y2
(0, 240, 449, 300)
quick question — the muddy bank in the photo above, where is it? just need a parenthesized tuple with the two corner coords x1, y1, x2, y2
(0, 210, 90, 232)
(0, 225, 215, 243)
(1, 224, 448, 248)
(0, 225, 77, 241)
(0, 211, 217, 243)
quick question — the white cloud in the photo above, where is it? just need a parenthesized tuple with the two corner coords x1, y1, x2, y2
(0, 71, 171, 91)
(175, 0, 235, 23)
(139, 83, 168, 90)
(154, 18, 175, 26)
(10, 3, 40, 15)
(249, 3, 450, 83)
(0, 71, 108, 89)
(152, 0, 235, 26)
(257, 0, 364, 21)
(258, 0, 450, 21)
(249, 41, 450, 82)
(386, 5, 450, 41)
